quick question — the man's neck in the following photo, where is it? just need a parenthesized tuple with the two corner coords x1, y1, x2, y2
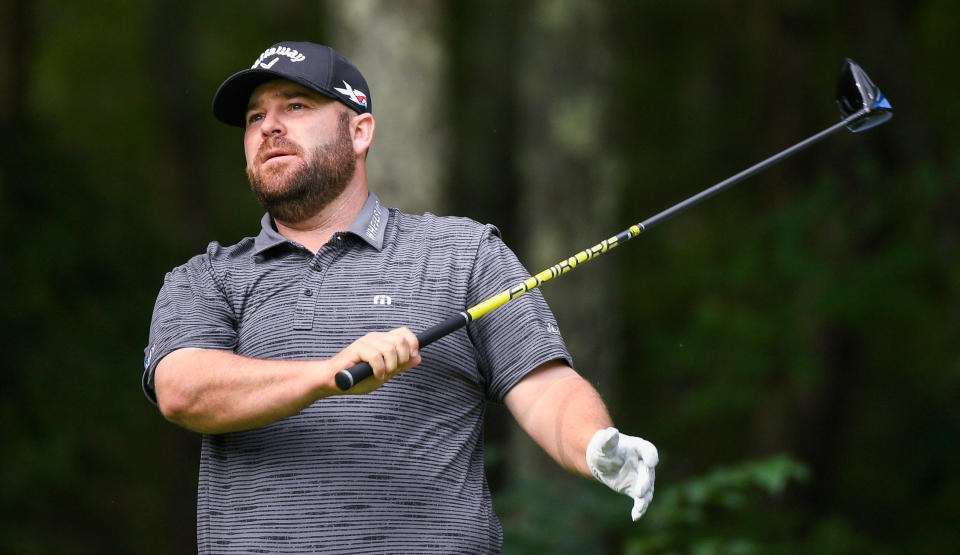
(273, 182, 368, 254)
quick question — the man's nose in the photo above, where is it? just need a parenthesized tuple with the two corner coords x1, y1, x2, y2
(260, 109, 286, 136)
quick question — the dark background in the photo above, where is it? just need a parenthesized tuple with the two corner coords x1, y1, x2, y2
(2, 1, 957, 553)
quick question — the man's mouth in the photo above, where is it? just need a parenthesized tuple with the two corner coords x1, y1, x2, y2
(262, 149, 296, 164)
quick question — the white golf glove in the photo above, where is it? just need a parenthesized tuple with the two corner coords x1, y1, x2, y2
(586, 427, 659, 521)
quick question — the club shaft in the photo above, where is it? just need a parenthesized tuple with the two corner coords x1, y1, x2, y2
(335, 110, 867, 390)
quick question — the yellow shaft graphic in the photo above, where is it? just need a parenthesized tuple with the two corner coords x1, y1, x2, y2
(467, 224, 644, 320)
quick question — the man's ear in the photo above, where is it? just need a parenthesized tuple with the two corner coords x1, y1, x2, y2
(351, 112, 375, 157)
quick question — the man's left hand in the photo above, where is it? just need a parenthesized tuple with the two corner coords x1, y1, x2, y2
(586, 427, 659, 521)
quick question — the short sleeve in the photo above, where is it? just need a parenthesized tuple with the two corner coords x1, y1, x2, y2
(141, 253, 238, 404)
(466, 227, 572, 401)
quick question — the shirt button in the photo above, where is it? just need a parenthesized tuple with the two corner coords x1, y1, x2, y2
(303, 289, 313, 297)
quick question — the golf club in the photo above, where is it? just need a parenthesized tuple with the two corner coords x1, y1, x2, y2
(336, 58, 893, 391)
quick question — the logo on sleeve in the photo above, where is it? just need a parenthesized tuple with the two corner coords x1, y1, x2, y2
(144, 344, 156, 369)
(334, 80, 368, 108)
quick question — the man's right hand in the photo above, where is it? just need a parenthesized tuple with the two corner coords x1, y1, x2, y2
(330, 327, 421, 394)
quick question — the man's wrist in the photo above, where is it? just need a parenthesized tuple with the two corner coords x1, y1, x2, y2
(311, 358, 344, 398)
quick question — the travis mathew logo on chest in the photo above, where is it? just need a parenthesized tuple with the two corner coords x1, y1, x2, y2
(372, 295, 392, 305)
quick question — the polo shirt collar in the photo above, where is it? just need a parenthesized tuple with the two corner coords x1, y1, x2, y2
(346, 192, 387, 251)
(252, 213, 288, 255)
(252, 192, 388, 255)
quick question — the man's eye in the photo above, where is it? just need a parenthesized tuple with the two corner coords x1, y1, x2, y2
(247, 113, 264, 124)
(290, 103, 305, 110)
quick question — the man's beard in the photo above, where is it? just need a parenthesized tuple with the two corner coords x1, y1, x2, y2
(246, 113, 356, 224)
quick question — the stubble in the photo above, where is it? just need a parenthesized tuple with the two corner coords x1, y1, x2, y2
(247, 112, 356, 224)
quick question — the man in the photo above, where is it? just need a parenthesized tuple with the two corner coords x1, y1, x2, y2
(143, 41, 658, 553)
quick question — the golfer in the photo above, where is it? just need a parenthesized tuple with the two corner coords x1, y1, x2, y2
(143, 41, 658, 553)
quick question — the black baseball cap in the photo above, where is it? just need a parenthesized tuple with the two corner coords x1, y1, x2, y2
(213, 41, 371, 127)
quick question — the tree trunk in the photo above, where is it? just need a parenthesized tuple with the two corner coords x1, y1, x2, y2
(509, 0, 623, 478)
(324, 0, 448, 215)
(143, 0, 212, 244)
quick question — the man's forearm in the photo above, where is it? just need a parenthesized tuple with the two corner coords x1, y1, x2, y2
(154, 347, 338, 434)
(506, 361, 614, 477)
(153, 328, 421, 434)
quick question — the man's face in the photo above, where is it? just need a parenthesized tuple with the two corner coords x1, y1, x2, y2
(243, 80, 357, 223)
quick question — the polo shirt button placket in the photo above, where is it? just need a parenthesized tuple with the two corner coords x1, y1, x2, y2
(294, 256, 325, 331)
(293, 243, 343, 331)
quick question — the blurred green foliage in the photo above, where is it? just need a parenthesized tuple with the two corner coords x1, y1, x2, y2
(1, 1, 957, 553)
(497, 454, 811, 554)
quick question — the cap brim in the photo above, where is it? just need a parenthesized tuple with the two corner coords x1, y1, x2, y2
(212, 69, 333, 127)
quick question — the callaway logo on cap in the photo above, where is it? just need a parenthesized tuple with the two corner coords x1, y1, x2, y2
(251, 45, 307, 68)
(212, 41, 372, 127)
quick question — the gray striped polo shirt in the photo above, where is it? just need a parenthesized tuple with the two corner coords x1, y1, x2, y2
(143, 192, 571, 553)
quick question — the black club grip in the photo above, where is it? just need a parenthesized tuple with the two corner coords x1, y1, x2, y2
(335, 361, 372, 390)
(334, 312, 470, 390)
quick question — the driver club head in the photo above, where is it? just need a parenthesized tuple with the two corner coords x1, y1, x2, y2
(836, 58, 893, 132)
